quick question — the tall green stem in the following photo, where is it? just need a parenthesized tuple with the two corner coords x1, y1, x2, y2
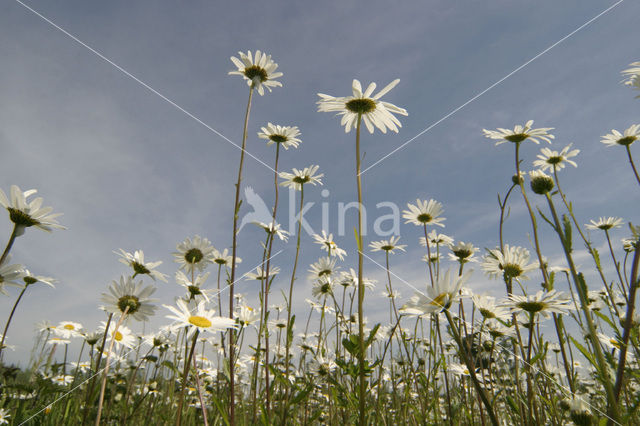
(544, 193, 619, 421)
(0, 282, 29, 361)
(625, 145, 640, 188)
(229, 85, 254, 425)
(0, 224, 18, 266)
(355, 114, 366, 425)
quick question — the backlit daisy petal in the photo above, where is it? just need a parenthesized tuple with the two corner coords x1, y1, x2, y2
(601, 124, 640, 147)
(317, 79, 407, 134)
(483, 120, 554, 145)
(258, 123, 302, 150)
(533, 143, 580, 172)
(229, 50, 282, 96)
(0, 185, 64, 235)
(585, 217, 624, 231)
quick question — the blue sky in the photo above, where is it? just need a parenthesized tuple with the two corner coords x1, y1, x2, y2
(1, 0, 639, 365)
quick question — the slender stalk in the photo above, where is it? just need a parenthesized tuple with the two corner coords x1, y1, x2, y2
(0, 282, 29, 361)
(229, 85, 254, 425)
(613, 244, 640, 401)
(626, 145, 640, 187)
(544, 193, 619, 421)
(0, 224, 18, 266)
(95, 306, 129, 426)
(262, 142, 281, 416)
(176, 330, 200, 426)
(282, 184, 305, 418)
(444, 310, 499, 426)
(355, 114, 367, 425)
(192, 343, 210, 426)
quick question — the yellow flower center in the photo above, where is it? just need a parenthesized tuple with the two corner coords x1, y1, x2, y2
(114, 331, 123, 341)
(64, 324, 75, 330)
(188, 315, 212, 328)
(431, 293, 448, 308)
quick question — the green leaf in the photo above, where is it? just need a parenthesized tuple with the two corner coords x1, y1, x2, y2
(562, 214, 573, 253)
(570, 336, 596, 367)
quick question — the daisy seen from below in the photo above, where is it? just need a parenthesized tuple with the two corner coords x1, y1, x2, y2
(245, 266, 280, 281)
(101, 275, 157, 321)
(317, 79, 408, 133)
(0, 185, 64, 235)
(164, 299, 236, 338)
(601, 124, 640, 147)
(115, 249, 167, 282)
(175, 271, 214, 303)
(258, 123, 301, 150)
(402, 199, 445, 227)
(312, 276, 335, 299)
(483, 120, 554, 145)
(279, 165, 323, 191)
(586, 217, 624, 231)
(312, 230, 347, 260)
(308, 257, 338, 281)
(173, 235, 216, 273)
(448, 241, 478, 264)
(482, 245, 538, 282)
(22, 269, 56, 288)
(211, 248, 241, 266)
(228, 50, 282, 96)
(533, 143, 580, 172)
(528, 169, 555, 195)
(0, 258, 24, 295)
(621, 61, 640, 96)
(401, 269, 472, 316)
(420, 230, 454, 247)
(505, 290, 571, 319)
(369, 236, 406, 254)
(252, 221, 290, 241)
(471, 294, 510, 321)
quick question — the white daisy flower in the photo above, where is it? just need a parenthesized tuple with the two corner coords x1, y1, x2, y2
(369, 236, 406, 254)
(585, 217, 624, 231)
(402, 199, 445, 227)
(420, 230, 454, 247)
(54, 321, 84, 339)
(317, 79, 408, 133)
(51, 374, 74, 386)
(175, 271, 214, 303)
(235, 305, 259, 328)
(533, 143, 580, 172)
(228, 50, 283, 96)
(308, 257, 338, 281)
(245, 266, 280, 281)
(312, 276, 335, 299)
(101, 275, 157, 321)
(505, 290, 571, 319)
(22, 269, 56, 288)
(164, 299, 236, 338)
(258, 123, 301, 150)
(448, 241, 478, 264)
(471, 294, 510, 321)
(100, 322, 136, 349)
(115, 249, 167, 282)
(0, 258, 25, 295)
(528, 169, 555, 195)
(338, 268, 376, 289)
(211, 248, 241, 266)
(279, 165, 324, 191)
(312, 231, 347, 260)
(173, 235, 216, 273)
(621, 61, 640, 96)
(252, 221, 290, 242)
(483, 120, 554, 145)
(601, 124, 640, 147)
(401, 269, 472, 316)
(482, 245, 538, 282)
(0, 185, 64, 235)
